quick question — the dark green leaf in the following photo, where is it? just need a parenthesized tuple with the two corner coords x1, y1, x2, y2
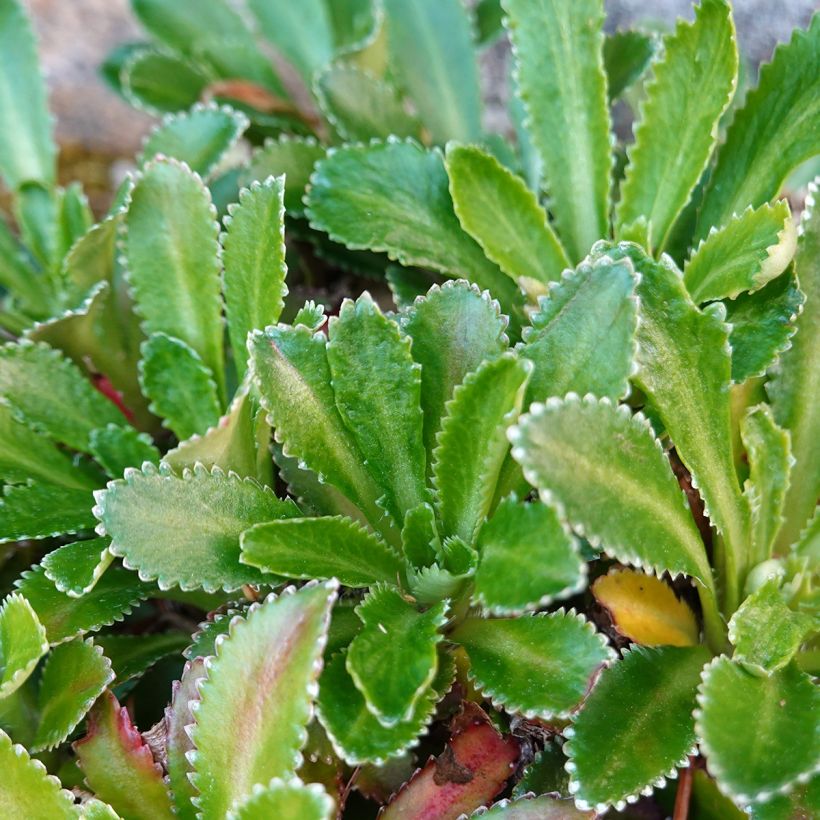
(88, 425, 160, 480)
(604, 30, 657, 100)
(121, 48, 210, 115)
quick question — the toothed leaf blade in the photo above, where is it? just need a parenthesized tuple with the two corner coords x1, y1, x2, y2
(88, 426, 160, 480)
(0, 592, 48, 699)
(227, 778, 335, 820)
(42, 537, 113, 598)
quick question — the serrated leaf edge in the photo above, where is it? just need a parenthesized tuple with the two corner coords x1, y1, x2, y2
(0, 592, 48, 698)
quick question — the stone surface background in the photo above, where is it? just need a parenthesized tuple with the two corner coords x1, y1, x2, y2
(26, 0, 818, 159)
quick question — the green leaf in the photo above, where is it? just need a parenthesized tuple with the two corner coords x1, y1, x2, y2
(747, 775, 820, 820)
(346, 585, 446, 726)
(0, 728, 77, 818)
(139, 103, 248, 179)
(164, 390, 265, 481)
(0, 481, 97, 545)
(75, 690, 175, 820)
(165, 657, 206, 818)
(401, 502, 441, 569)
(0, 592, 48, 698)
(317, 649, 454, 766)
(520, 254, 638, 404)
(222, 176, 288, 379)
(95, 632, 190, 684)
(452, 611, 613, 719)
(565, 645, 711, 812)
(16, 565, 150, 646)
(741, 405, 792, 563)
(477, 795, 593, 819)
(401, 280, 509, 465)
(604, 29, 657, 101)
(139, 333, 221, 440)
(728, 581, 814, 674)
(728, 271, 804, 385)
(42, 537, 113, 598)
(615, 0, 737, 252)
(227, 778, 335, 820)
(79, 799, 120, 820)
(124, 157, 225, 400)
(696, 658, 820, 804)
(241, 516, 403, 588)
(511, 396, 713, 586)
(684, 201, 797, 303)
(768, 184, 820, 550)
(315, 65, 420, 142)
(33, 639, 114, 751)
(95, 462, 298, 592)
(243, 137, 324, 216)
(327, 0, 380, 55)
(120, 48, 210, 116)
(503, 0, 610, 261)
(0, 0, 55, 187)
(434, 352, 531, 547)
(0, 341, 125, 453)
(695, 15, 820, 242)
(445, 143, 570, 287)
(0, 404, 97, 491)
(327, 293, 426, 525)
(382, 0, 481, 143)
(596, 241, 749, 613)
(304, 140, 524, 321)
(249, 324, 385, 530)
(474, 498, 585, 615)
(189, 582, 337, 818)
(88, 425, 160, 480)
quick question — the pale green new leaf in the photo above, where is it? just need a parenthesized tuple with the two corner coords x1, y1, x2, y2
(741, 405, 792, 563)
(509, 396, 714, 592)
(327, 293, 426, 525)
(595, 241, 749, 612)
(249, 324, 385, 530)
(768, 182, 820, 550)
(124, 157, 225, 399)
(382, 0, 481, 143)
(0, 404, 97, 491)
(0, 341, 125, 453)
(241, 516, 404, 588)
(243, 137, 324, 216)
(401, 280, 509, 464)
(315, 65, 420, 142)
(433, 352, 531, 547)
(346, 585, 446, 726)
(696, 658, 820, 804)
(304, 140, 524, 320)
(474, 497, 585, 615)
(0, 592, 48, 699)
(696, 15, 820, 241)
(684, 201, 796, 303)
(228, 778, 334, 820)
(504, 0, 610, 261)
(0, 481, 97, 545)
(615, 0, 737, 252)
(42, 537, 113, 598)
(0, 728, 77, 819)
(75, 690, 175, 820)
(33, 638, 114, 751)
(520, 254, 638, 404)
(88, 425, 160, 480)
(726, 270, 804, 384)
(15, 565, 149, 646)
(222, 176, 288, 378)
(318, 650, 454, 766)
(0, 0, 55, 187)
(139, 103, 248, 178)
(95, 462, 298, 592)
(445, 143, 570, 286)
(247, 0, 332, 84)
(728, 581, 814, 674)
(566, 645, 711, 811)
(451, 611, 613, 719)
(190, 582, 337, 818)
(139, 333, 221, 440)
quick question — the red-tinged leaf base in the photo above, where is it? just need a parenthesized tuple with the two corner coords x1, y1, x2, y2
(380, 704, 520, 820)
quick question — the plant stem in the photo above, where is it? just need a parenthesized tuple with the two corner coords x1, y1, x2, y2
(697, 582, 728, 655)
(673, 762, 694, 820)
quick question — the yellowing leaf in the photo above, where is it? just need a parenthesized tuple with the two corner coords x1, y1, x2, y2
(592, 569, 699, 647)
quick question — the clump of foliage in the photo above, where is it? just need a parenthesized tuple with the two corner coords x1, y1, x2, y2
(0, 0, 818, 818)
